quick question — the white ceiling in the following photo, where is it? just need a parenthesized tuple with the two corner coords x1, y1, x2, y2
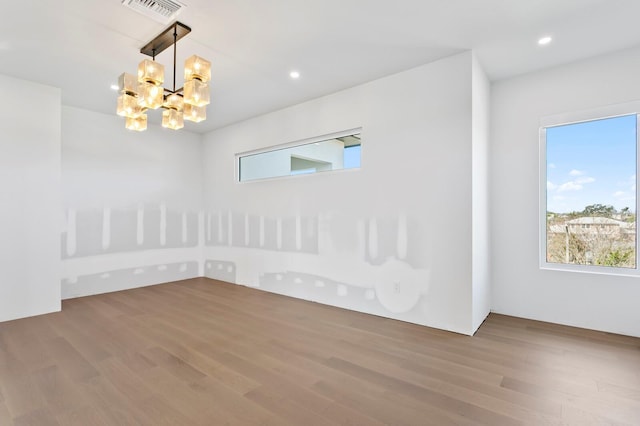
(2, 0, 640, 133)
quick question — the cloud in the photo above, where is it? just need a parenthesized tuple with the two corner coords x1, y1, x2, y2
(613, 190, 636, 202)
(558, 182, 583, 192)
(553, 195, 565, 201)
(574, 176, 595, 184)
(548, 163, 556, 169)
(549, 173, 595, 193)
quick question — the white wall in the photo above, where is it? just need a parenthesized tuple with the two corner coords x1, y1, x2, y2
(0, 75, 61, 322)
(202, 52, 488, 335)
(491, 45, 640, 338)
(471, 54, 491, 333)
(61, 107, 204, 298)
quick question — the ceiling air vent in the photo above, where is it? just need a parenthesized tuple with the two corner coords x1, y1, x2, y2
(121, 0, 185, 24)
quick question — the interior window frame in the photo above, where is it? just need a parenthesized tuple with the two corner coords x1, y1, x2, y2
(236, 128, 362, 183)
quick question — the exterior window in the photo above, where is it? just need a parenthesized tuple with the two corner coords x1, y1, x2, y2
(238, 130, 361, 182)
(343, 144, 361, 169)
(541, 107, 639, 274)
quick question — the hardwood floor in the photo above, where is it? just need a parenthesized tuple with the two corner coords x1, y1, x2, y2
(0, 278, 638, 425)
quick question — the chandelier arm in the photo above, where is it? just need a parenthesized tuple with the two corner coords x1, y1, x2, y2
(172, 27, 177, 93)
(163, 87, 184, 95)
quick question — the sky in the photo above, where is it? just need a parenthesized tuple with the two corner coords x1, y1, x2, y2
(344, 145, 361, 169)
(546, 114, 636, 213)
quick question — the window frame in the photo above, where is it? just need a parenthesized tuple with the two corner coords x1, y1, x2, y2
(539, 101, 640, 276)
(235, 127, 362, 183)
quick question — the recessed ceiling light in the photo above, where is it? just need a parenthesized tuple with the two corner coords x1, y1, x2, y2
(110, 84, 119, 91)
(538, 36, 552, 46)
(289, 70, 300, 79)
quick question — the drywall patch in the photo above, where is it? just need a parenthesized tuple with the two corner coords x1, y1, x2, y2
(202, 211, 431, 323)
(61, 207, 199, 258)
(365, 217, 400, 266)
(136, 204, 144, 245)
(66, 209, 102, 257)
(109, 208, 138, 252)
(61, 261, 199, 299)
(65, 209, 77, 257)
(205, 211, 318, 254)
(258, 271, 428, 324)
(257, 270, 427, 320)
(204, 259, 237, 282)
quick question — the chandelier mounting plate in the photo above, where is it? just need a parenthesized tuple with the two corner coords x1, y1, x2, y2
(140, 21, 191, 57)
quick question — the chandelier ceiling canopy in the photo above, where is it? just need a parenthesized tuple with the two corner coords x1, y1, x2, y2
(116, 21, 211, 131)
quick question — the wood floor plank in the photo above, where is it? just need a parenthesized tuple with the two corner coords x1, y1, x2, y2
(30, 365, 87, 418)
(502, 376, 640, 425)
(135, 395, 200, 425)
(133, 368, 239, 425)
(0, 368, 48, 420)
(139, 330, 261, 395)
(0, 277, 638, 425)
(244, 385, 336, 426)
(12, 407, 59, 426)
(225, 346, 386, 425)
(93, 357, 153, 405)
(263, 325, 559, 424)
(55, 404, 115, 426)
(44, 337, 99, 383)
(597, 380, 640, 402)
(46, 314, 112, 364)
(0, 401, 13, 425)
(313, 379, 433, 426)
(323, 356, 522, 425)
(480, 321, 640, 380)
(337, 337, 563, 419)
(561, 404, 629, 426)
(189, 376, 289, 425)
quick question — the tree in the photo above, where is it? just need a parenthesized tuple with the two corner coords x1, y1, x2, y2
(599, 248, 634, 267)
(582, 204, 615, 217)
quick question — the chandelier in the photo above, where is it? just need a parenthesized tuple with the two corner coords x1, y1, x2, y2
(116, 22, 211, 131)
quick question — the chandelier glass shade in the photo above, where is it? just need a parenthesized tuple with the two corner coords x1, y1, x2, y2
(116, 22, 211, 131)
(184, 103, 206, 122)
(138, 59, 164, 86)
(125, 114, 147, 132)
